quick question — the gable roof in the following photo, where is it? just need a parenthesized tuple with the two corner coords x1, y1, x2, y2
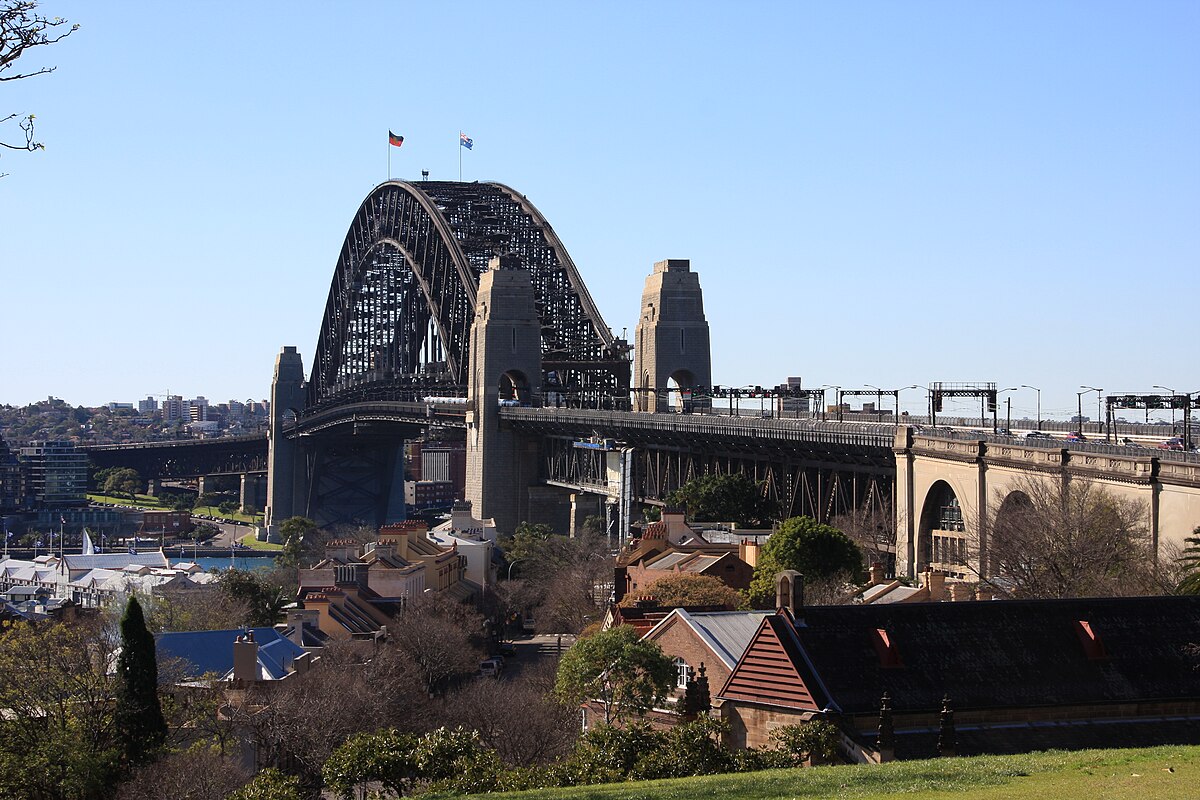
(721, 596, 1200, 715)
(721, 613, 829, 710)
(644, 609, 770, 669)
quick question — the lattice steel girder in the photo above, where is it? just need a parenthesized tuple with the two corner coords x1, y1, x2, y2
(86, 436, 268, 479)
(308, 181, 628, 413)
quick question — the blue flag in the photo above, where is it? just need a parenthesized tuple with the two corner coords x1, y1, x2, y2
(460, 132, 473, 150)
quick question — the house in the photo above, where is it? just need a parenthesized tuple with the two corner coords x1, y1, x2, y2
(615, 507, 758, 602)
(428, 500, 497, 590)
(718, 571, 1200, 760)
(296, 525, 474, 639)
(156, 626, 314, 684)
(641, 608, 770, 708)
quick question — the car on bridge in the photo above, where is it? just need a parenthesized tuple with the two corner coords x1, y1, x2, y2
(1065, 432, 1088, 443)
(1025, 431, 1054, 440)
(1159, 437, 1193, 451)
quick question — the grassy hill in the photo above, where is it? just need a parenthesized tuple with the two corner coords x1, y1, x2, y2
(444, 745, 1197, 800)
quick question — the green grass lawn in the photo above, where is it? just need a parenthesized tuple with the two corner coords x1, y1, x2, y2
(446, 746, 1198, 800)
(88, 492, 166, 508)
(88, 495, 264, 525)
(192, 504, 264, 525)
(237, 533, 282, 551)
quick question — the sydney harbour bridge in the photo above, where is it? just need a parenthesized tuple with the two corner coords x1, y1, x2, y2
(88, 179, 1200, 579)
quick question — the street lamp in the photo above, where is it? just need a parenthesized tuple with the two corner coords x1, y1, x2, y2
(1153, 386, 1177, 428)
(1077, 386, 1102, 436)
(1020, 385, 1042, 431)
(996, 387, 1019, 433)
(819, 385, 839, 422)
(864, 384, 885, 422)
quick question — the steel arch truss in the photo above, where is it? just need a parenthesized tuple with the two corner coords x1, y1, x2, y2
(307, 181, 627, 413)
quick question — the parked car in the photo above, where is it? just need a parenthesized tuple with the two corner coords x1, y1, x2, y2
(477, 657, 504, 679)
(496, 642, 517, 658)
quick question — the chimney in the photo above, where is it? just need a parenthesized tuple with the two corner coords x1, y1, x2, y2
(335, 563, 368, 590)
(923, 569, 946, 602)
(868, 562, 885, 585)
(776, 570, 804, 614)
(292, 651, 311, 675)
(232, 630, 259, 682)
(948, 582, 970, 602)
(739, 540, 760, 568)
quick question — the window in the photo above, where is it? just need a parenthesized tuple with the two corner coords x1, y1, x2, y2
(674, 657, 690, 689)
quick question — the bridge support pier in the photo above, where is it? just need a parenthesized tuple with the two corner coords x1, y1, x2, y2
(146, 479, 161, 497)
(265, 346, 307, 542)
(569, 492, 604, 539)
(465, 255, 542, 537)
(240, 473, 265, 514)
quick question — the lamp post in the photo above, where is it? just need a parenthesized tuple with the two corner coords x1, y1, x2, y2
(865, 384, 886, 423)
(506, 558, 524, 581)
(1020, 385, 1041, 431)
(1153, 386, 1177, 428)
(820, 385, 839, 422)
(1077, 386, 1102, 436)
(996, 387, 1019, 433)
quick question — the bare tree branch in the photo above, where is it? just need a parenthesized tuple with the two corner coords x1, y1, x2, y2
(0, 0, 78, 81)
(1, 1, 77, 170)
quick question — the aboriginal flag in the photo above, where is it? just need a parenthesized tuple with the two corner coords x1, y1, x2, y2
(388, 131, 405, 147)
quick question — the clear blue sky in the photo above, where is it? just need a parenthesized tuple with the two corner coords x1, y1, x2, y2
(2, 1, 1196, 423)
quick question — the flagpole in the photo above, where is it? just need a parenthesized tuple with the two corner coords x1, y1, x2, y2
(388, 133, 391, 181)
(459, 131, 462, 181)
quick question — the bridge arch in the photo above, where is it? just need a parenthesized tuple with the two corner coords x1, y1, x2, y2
(307, 181, 627, 413)
(917, 479, 971, 575)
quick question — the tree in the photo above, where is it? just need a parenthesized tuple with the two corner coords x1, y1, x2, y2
(554, 625, 675, 724)
(0, 619, 121, 800)
(225, 769, 300, 800)
(114, 596, 168, 769)
(103, 467, 142, 501)
(1, 1, 78, 175)
(1176, 527, 1200, 595)
(617, 573, 744, 609)
(388, 592, 484, 694)
(982, 477, 1157, 599)
(748, 516, 863, 607)
(831, 498, 895, 569)
(276, 515, 318, 568)
(442, 668, 579, 767)
(216, 567, 290, 627)
(115, 748, 250, 800)
(498, 523, 610, 634)
(667, 473, 779, 527)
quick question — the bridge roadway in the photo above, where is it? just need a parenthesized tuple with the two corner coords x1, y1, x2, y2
(85, 404, 1198, 483)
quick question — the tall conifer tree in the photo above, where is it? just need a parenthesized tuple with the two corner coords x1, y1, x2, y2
(114, 595, 167, 767)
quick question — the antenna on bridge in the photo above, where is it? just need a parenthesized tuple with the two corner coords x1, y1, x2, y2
(421, 169, 429, 181)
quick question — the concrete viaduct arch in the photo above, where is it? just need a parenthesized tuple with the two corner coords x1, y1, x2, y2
(895, 427, 1200, 579)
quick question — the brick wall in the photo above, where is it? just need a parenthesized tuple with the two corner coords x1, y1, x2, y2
(648, 618, 735, 706)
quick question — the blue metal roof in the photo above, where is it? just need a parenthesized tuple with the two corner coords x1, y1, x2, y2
(155, 627, 305, 680)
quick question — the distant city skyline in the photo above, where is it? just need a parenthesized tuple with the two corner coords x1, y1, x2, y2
(2, 2, 1196, 420)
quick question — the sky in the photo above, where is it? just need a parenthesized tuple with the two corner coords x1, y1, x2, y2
(1, 1, 1197, 423)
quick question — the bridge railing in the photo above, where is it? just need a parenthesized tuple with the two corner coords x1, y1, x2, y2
(500, 408, 897, 449)
(917, 427, 1200, 464)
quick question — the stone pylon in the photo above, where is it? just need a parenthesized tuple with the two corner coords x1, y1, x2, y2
(465, 255, 542, 536)
(633, 259, 711, 412)
(264, 346, 306, 542)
